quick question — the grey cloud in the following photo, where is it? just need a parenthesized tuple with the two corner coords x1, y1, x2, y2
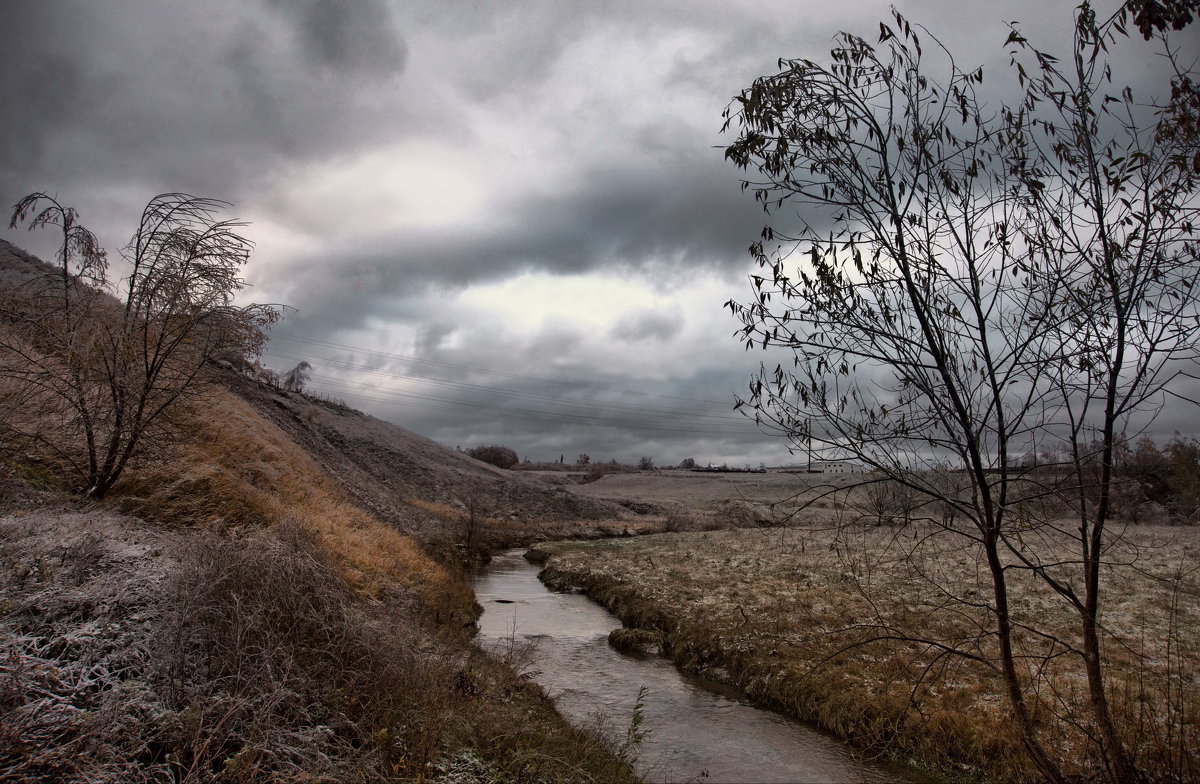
(0, 53, 86, 167)
(524, 324, 586, 362)
(418, 372, 769, 466)
(312, 345, 773, 467)
(268, 296, 765, 466)
(413, 320, 458, 356)
(430, 2, 640, 103)
(611, 309, 682, 343)
(268, 159, 763, 339)
(265, 0, 407, 78)
(1, 0, 418, 217)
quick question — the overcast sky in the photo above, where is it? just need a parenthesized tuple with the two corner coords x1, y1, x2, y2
(1, 1, 1192, 467)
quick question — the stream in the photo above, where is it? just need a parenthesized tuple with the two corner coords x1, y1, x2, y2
(473, 549, 925, 784)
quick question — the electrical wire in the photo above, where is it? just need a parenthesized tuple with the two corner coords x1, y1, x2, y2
(261, 332, 754, 436)
(265, 348, 744, 425)
(267, 330, 736, 406)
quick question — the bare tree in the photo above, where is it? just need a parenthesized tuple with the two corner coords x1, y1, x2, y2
(722, 3, 1197, 781)
(2, 193, 278, 498)
(282, 361, 312, 393)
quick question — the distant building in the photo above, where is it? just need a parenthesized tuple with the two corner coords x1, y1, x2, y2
(807, 460, 865, 474)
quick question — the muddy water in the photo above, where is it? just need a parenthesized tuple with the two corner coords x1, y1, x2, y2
(473, 549, 923, 784)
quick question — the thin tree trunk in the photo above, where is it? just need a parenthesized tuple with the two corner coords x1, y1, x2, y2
(986, 531, 1068, 784)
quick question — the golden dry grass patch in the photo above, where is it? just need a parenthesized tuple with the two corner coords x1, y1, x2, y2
(118, 388, 465, 610)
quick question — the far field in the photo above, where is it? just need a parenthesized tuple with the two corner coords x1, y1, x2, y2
(565, 469, 840, 507)
(530, 468, 865, 528)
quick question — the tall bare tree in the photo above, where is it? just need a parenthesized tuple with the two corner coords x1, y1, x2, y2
(282, 361, 312, 393)
(2, 193, 278, 498)
(723, 2, 1197, 781)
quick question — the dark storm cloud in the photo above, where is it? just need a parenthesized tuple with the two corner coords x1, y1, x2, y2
(0, 0, 413, 218)
(269, 158, 763, 339)
(265, 0, 407, 77)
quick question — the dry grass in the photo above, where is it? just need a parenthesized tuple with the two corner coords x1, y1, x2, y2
(115, 389, 473, 620)
(0, 380, 635, 782)
(565, 470, 861, 519)
(533, 524, 1200, 783)
(405, 496, 657, 560)
(0, 507, 634, 783)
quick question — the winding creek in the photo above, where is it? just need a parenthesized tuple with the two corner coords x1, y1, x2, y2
(473, 549, 925, 784)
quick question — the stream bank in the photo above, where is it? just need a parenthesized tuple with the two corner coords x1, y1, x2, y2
(526, 538, 974, 783)
(474, 549, 924, 783)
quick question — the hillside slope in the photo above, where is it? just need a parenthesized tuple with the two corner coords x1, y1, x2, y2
(0, 238, 636, 782)
(226, 371, 628, 543)
(0, 390, 635, 783)
(0, 239, 56, 288)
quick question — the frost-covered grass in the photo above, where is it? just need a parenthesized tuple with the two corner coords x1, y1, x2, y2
(0, 505, 635, 783)
(534, 524, 1200, 784)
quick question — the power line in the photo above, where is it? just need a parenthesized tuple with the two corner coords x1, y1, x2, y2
(265, 348, 744, 425)
(267, 330, 736, 407)
(303, 373, 754, 436)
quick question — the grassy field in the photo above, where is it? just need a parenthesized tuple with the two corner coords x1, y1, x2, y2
(565, 469, 856, 515)
(530, 509, 1200, 783)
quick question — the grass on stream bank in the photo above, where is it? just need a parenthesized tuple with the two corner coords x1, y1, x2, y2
(531, 524, 1200, 784)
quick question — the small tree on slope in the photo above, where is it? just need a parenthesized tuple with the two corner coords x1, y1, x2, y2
(2, 192, 278, 498)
